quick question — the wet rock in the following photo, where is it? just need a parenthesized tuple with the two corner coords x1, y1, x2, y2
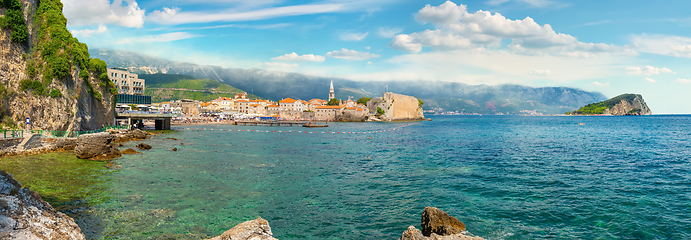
(118, 143, 124, 147)
(124, 195, 144, 203)
(0, 171, 86, 240)
(136, 143, 152, 150)
(422, 207, 465, 236)
(106, 163, 123, 170)
(208, 217, 277, 240)
(172, 148, 178, 151)
(121, 148, 142, 154)
(74, 133, 121, 161)
(112, 129, 150, 143)
(399, 207, 483, 240)
(166, 137, 178, 141)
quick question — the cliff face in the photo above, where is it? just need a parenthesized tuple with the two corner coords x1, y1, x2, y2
(603, 94, 651, 115)
(0, 0, 115, 131)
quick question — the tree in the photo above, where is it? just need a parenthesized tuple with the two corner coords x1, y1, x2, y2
(357, 97, 372, 106)
(327, 98, 339, 106)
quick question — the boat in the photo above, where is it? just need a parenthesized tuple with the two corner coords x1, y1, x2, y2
(303, 123, 328, 128)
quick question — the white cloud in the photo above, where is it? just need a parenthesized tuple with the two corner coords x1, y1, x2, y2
(340, 48, 625, 85)
(70, 24, 107, 37)
(263, 62, 299, 67)
(416, 1, 467, 26)
(591, 81, 609, 87)
(631, 34, 691, 58)
(626, 66, 673, 76)
(389, 30, 472, 53)
(63, 0, 146, 28)
(271, 52, 325, 62)
(675, 78, 691, 83)
(391, 1, 629, 57)
(147, 3, 344, 24)
(644, 78, 657, 83)
(149, 7, 180, 22)
(340, 32, 369, 41)
(378, 27, 403, 38)
(325, 48, 380, 60)
(115, 32, 201, 44)
(365, 46, 371, 50)
(529, 69, 551, 76)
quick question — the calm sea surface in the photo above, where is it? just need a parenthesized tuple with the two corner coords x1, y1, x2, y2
(4, 115, 691, 239)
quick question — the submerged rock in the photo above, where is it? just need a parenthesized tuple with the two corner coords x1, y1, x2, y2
(0, 171, 86, 240)
(399, 207, 483, 240)
(136, 143, 152, 150)
(121, 148, 142, 154)
(208, 217, 277, 240)
(74, 132, 121, 161)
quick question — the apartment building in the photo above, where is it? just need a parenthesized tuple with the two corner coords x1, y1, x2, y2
(107, 67, 145, 95)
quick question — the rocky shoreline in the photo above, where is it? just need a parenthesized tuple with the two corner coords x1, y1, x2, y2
(0, 129, 152, 160)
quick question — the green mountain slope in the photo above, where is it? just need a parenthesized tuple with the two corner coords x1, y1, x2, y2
(139, 74, 259, 102)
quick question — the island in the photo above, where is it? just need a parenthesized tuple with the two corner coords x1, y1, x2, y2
(567, 93, 651, 116)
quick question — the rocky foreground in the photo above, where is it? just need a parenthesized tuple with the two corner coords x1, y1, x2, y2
(0, 171, 85, 239)
(0, 169, 485, 239)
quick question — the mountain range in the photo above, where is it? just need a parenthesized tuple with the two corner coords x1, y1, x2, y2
(90, 48, 607, 114)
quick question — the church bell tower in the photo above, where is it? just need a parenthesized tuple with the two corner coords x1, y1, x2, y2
(329, 80, 335, 100)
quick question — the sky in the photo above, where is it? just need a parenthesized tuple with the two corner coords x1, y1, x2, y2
(63, 0, 691, 114)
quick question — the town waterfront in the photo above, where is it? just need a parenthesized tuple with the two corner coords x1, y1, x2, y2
(2, 115, 691, 239)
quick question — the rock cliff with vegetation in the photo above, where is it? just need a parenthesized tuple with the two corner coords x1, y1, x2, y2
(568, 93, 651, 116)
(0, 0, 116, 131)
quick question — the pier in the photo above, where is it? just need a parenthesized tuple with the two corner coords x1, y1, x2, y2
(117, 113, 176, 130)
(232, 120, 327, 127)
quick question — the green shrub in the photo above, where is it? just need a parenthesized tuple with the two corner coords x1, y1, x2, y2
(1, 0, 28, 43)
(79, 69, 89, 80)
(418, 99, 424, 107)
(20, 79, 45, 95)
(327, 98, 339, 106)
(357, 97, 372, 105)
(49, 88, 62, 98)
(26, 60, 36, 78)
(377, 107, 385, 115)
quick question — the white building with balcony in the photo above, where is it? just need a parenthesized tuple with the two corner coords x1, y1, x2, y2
(107, 67, 146, 96)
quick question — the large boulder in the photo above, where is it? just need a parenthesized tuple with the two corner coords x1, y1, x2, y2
(208, 217, 278, 240)
(111, 129, 150, 143)
(73, 132, 121, 160)
(0, 171, 86, 240)
(421, 207, 466, 236)
(399, 207, 483, 240)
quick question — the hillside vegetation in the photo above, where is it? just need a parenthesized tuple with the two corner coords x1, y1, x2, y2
(139, 74, 259, 102)
(569, 94, 638, 115)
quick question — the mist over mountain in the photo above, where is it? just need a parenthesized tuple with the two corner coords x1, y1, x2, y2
(91, 48, 607, 114)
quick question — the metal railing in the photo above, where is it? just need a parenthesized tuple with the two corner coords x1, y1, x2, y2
(2, 130, 23, 139)
(2, 125, 131, 139)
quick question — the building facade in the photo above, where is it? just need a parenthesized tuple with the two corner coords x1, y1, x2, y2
(107, 68, 145, 96)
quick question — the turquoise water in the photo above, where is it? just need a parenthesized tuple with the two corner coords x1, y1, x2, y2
(58, 116, 691, 239)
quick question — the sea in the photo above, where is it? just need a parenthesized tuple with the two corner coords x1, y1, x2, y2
(3, 115, 691, 239)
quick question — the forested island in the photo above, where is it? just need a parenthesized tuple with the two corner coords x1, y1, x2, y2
(567, 94, 651, 116)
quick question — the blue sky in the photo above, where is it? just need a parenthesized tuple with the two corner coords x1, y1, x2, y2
(64, 0, 691, 113)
